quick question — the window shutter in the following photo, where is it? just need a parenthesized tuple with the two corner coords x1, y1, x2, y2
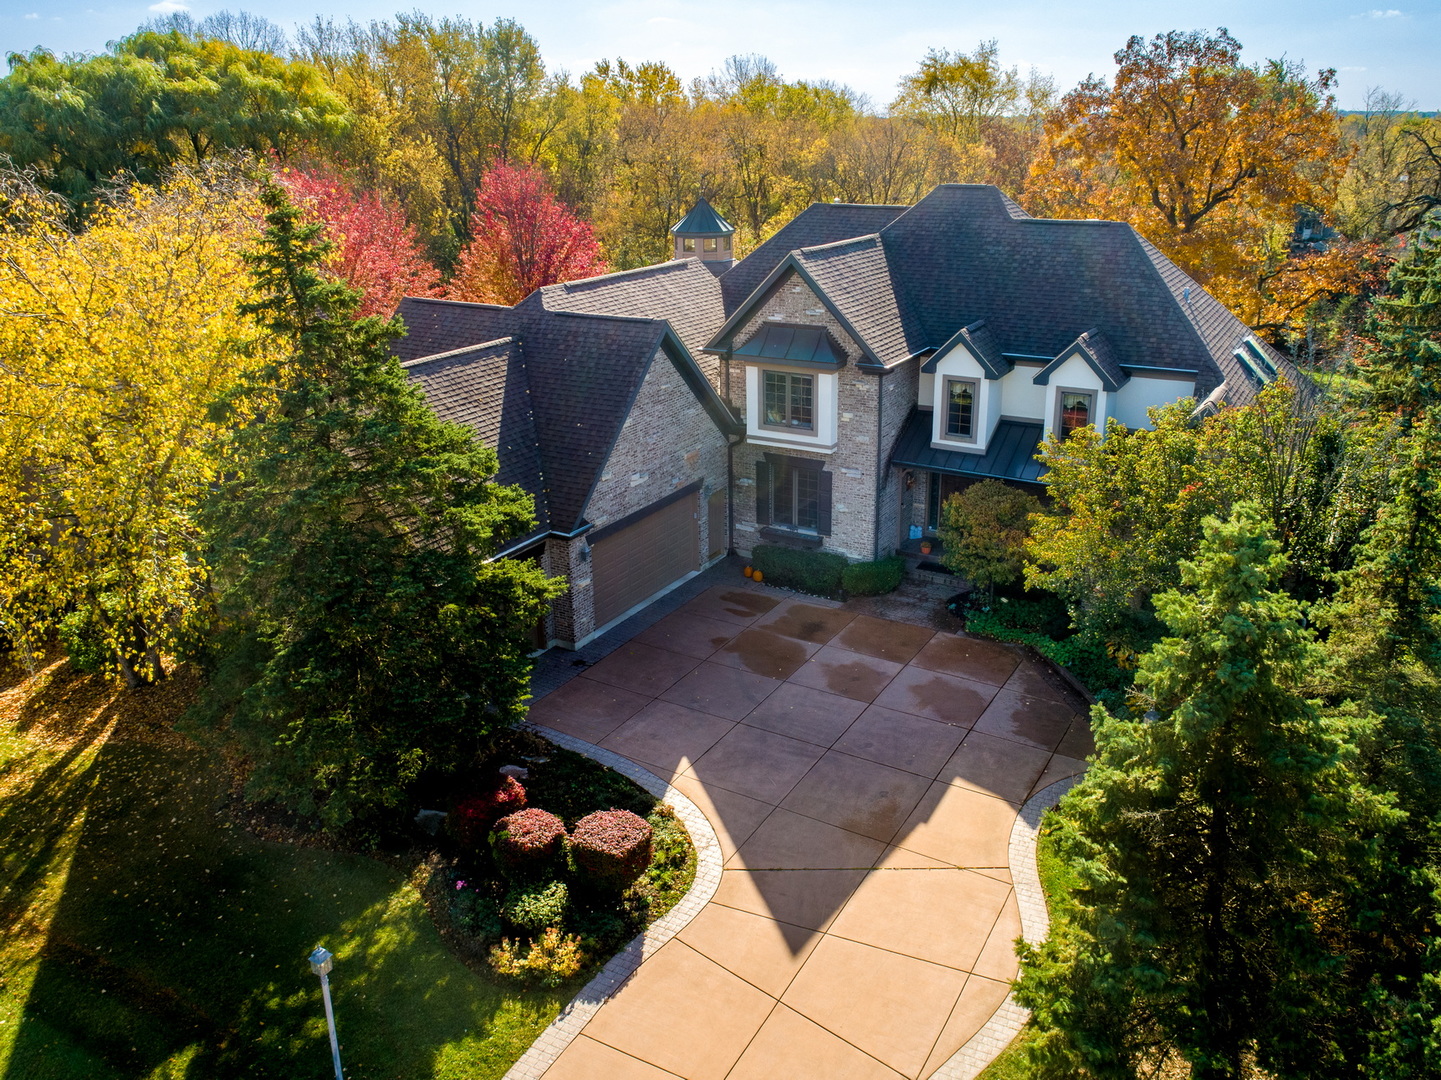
(817, 469, 833, 536)
(755, 460, 771, 525)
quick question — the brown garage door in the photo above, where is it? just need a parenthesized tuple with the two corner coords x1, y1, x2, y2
(591, 493, 700, 627)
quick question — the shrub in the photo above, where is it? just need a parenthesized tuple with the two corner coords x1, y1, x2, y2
(490, 808, 566, 878)
(938, 479, 1041, 592)
(449, 888, 503, 941)
(749, 544, 846, 596)
(569, 809, 653, 890)
(450, 776, 527, 848)
(501, 880, 570, 932)
(842, 556, 905, 596)
(487, 927, 586, 987)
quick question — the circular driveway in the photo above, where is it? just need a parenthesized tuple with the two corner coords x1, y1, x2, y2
(526, 585, 1091, 1080)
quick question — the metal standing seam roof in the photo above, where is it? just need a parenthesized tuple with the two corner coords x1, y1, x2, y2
(733, 323, 847, 366)
(889, 410, 1047, 485)
(670, 197, 735, 236)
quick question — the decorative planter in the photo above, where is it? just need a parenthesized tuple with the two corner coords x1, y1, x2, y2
(919, 541, 933, 555)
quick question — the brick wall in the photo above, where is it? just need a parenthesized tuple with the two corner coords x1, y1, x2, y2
(875, 361, 920, 556)
(544, 345, 729, 647)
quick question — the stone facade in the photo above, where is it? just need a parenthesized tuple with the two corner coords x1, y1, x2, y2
(728, 272, 891, 562)
(546, 345, 731, 648)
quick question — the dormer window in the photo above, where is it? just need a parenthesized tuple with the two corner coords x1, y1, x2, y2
(1059, 390, 1095, 438)
(945, 378, 978, 441)
(682, 238, 696, 252)
(763, 371, 814, 431)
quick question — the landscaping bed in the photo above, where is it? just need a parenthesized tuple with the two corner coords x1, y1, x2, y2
(948, 584, 1130, 703)
(423, 729, 696, 988)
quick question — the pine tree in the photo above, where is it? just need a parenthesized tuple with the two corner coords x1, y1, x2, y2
(204, 183, 563, 829)
(1015, 504, 1386, 1080)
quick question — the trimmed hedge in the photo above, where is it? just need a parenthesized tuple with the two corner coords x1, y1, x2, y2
(750, 544, 846, 596)
(842, 556, 905, 596)
(491, 808, 566, 878)
(450, 776, 527, 849)
(569, 809, 653, 891)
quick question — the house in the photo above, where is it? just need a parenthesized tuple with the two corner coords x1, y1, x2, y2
(394, 184, 1293, 650)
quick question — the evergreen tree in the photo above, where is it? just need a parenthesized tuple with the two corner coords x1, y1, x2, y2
(1015, 504, 1387, 1080)
(204, 183, 562, 830)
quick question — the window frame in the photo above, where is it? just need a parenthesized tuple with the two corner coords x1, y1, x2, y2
(943, 377, 979, 442)
(703, 236, 718, 252)
(1056, 387, 1097, 439)
(760, 369, 816, 434)
(757, 454, 831, 536)
(682, 237, 696, 252)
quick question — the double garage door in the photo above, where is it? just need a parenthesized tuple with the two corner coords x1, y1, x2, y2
(590, 492, 701, 628)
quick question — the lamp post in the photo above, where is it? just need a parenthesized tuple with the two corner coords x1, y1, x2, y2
(308, 946, 344, 1080)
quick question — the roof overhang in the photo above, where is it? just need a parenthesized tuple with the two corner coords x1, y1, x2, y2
(920, 319, 1009, 379)
(1033, 330, 1129, 392)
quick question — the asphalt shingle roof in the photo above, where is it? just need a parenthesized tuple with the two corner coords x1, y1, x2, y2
(523, 259, 723, 360)
(718, 202, 909, 312)
(395, 298, 680, 535)
(791, 234, 928, 368)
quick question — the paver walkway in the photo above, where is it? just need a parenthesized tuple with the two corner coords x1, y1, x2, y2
(527, 583, 1092, 1080)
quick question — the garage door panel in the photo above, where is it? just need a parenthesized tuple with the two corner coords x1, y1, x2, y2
(591, 494, 700, 627)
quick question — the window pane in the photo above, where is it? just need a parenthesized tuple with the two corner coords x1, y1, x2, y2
(682, 238, 695, 252)
(794, 468, 820, 530)
(789, 375, 813, 429)
(764, 372, 788, 426)
(1061, 392, 1092, 437)
(703, 237, 718, 252)
(947, 380, 974, 438)
(773, 461, 794, 525)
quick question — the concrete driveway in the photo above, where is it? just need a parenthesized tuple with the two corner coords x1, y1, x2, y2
(526, 584, 1091, 1080)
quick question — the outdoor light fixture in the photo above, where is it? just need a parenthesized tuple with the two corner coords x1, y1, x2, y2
(309, 946, 344, 1080)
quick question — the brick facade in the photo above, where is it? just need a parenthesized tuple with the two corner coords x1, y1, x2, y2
(547, 345, 731, 648)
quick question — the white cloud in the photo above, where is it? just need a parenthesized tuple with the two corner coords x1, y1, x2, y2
(147, 0, 189, 11)
(24, 11, 39, 17)
(1366, 9, 1404, 17)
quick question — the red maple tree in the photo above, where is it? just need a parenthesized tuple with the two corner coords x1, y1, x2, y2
(275, 164, 441, 317)
(448, 163, 608, 306)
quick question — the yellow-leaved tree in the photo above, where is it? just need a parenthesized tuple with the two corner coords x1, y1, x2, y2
(0, 169, 269, 685)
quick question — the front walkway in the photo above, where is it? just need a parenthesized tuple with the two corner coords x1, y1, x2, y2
(527, 578, 1091, 1080)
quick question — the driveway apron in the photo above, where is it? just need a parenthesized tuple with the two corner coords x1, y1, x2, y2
(527, 585, 1091, 1080)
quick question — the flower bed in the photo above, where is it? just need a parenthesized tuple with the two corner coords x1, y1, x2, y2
(434, 730, 696, 990)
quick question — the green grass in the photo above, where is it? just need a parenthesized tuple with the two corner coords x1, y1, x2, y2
(0, 661, 575, 1079)
(974, 811, 1078, 1080)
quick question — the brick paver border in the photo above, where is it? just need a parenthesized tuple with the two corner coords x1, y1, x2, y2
(927, 773, 1082, 1080)
(501, 724, 725, 1080)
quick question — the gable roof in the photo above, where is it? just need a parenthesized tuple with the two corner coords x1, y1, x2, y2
(394, 297, 738, 539)
(1034, 328, 1129, 392)
(671, 197, 735, 236)
(718, 202, 909, 312)
(522, 258, 724, 360)
(922, 319, 1007, 378)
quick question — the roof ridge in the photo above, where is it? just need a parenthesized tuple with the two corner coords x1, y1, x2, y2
(398, 295, 511, 310)
(542, 259, 701, 294)
(795, 232, 883, 256)
(400, 336, 518, 367)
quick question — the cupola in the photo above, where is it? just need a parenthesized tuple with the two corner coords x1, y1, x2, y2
(671, 197, 735, 275)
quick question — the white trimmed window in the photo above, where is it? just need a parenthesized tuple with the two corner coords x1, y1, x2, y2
(762, 370, 814, 432)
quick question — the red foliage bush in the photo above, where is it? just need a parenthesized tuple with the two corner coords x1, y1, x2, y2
(569, 809, 653, 890)
(451, 776, 527, 849)
(491, 808, 566, 876)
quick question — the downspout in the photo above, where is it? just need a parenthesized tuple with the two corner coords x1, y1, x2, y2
(873, 368, 884, 560)
(726, 433, 739, 555)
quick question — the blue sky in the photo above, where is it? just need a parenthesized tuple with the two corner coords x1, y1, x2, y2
(2, 0, 1437, 110)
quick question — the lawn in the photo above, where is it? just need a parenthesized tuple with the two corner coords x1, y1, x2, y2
(0, 658, 572, 1079)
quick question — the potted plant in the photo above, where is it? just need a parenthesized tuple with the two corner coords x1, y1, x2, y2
(919, 539, 932, 556)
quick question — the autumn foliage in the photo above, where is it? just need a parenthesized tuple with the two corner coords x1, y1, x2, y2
(448, 163, 608, 305)
(1026, 29, 1356, 334)
(275, 163, 440, 316)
